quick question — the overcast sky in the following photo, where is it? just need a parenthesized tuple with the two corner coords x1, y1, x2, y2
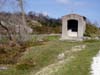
(0, 0, 100, 26)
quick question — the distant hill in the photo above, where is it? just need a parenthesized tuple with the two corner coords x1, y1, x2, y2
(0, 12, 99, 36)
(27, 12, 100, 36)
(27, 12, 62, 34)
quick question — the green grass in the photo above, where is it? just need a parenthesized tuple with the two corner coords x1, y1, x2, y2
(52, 41, 100, 75)
(0, 38, 100, 75)
(0, 68, 30, 75)
(17, 41, 80, 70)
(43, 35, 60, 41)
(31, 35, 60, 42)
(0, 41, 81, 75)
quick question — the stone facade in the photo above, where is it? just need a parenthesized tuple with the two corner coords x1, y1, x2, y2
(61, 14, 86, 41)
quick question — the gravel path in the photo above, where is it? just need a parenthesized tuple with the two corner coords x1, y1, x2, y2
(30, 45, 86, 75)
(34, 56, 74, 75)
(91, 51, 100, 75)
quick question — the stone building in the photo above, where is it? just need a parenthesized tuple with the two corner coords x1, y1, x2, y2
(61, 14, 86, 41)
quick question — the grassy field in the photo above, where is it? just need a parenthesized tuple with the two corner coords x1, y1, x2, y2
(0, 35, 100, 75)
(52, 41, 100, 75)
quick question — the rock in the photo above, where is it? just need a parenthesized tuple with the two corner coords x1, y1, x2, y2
(71, 45, 86, 51)
(57, 53, 65, 60)
(83, 37, 91, 40)
(94, 37, 100, 40)
(0, 66, 8, 71)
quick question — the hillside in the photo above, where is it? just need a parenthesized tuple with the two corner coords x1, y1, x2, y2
(85, 22, 100, 37)
(0, 12, 100, 36)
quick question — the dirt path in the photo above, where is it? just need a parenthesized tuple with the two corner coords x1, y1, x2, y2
(91, 50, 100, 75)
(30, 45, 86, 75)
(33, 56, 74, 75)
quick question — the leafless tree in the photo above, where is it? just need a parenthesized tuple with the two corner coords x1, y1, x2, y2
(0, 0, 31, 42)
(0, 12, 22, 41)
(0, 0, 13, 41)
(0, 21, 13, 40)
(17, 0, 31, 41)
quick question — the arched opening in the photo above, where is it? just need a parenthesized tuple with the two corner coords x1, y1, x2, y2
(68, 19, 78, 32)
(67, 19, 78, 37)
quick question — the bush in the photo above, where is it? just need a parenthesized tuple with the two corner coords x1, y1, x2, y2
(0, 37, 10, 44)
(0, 45, 21, 64)
(84, 24, 100, 37)
(0, 40, 44, 64)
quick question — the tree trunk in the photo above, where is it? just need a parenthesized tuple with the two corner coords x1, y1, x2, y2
(0, 21, 13, 41)
(18, 0, 29, 41)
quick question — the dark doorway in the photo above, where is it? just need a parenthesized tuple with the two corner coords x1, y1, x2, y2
(68, 20, 78, 32)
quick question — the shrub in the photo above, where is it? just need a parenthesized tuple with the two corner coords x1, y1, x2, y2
(0, 45, 21, 64)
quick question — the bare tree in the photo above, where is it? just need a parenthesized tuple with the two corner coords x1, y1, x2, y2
(0, 0, 13, 41)
(0, 1, 17, 41)
(17, 0, 26, 26)
(0, 0, 31, 42)
(17, 0, 31, 41)
(0, 21, 13, 40)
(0, 12, 22, 41)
